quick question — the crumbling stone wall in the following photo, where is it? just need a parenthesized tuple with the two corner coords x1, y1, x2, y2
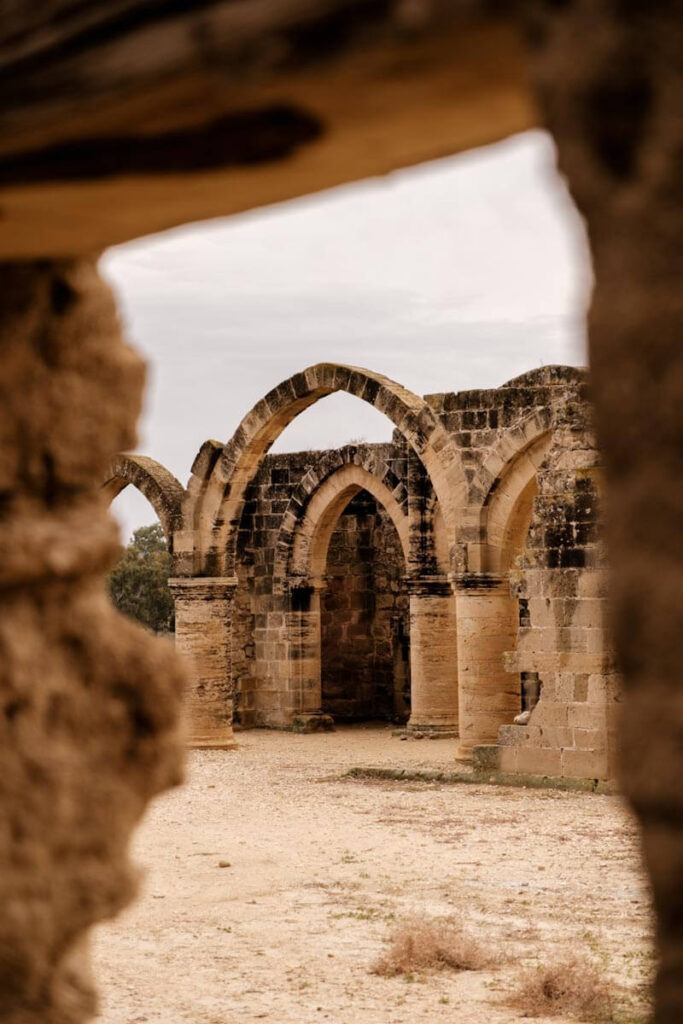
(105, 362, 612, 779)
(100, 361, 610, 768)
(165, 363, 614, 771)
(499, 396, 617, 779)
(424, 364, 586, 576)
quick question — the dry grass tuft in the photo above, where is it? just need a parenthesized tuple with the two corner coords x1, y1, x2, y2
(371, 915, 494, 977)
(506, 955, 615, 1021)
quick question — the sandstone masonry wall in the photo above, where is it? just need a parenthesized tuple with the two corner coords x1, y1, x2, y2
(205, 365, 614, 770)
(232, 444, 410, 727)
(112, 364, 615, 778)
(321, 491, 410, 722)
(499, 400, 618, 780)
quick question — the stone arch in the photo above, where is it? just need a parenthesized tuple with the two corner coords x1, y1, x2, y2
(278, 460, 413, 726)
(103, 454, 186, 549)
(270, 447, 409, 590)
(290, 463, 410, 584)
(186, 363, 466, 576)
(453, 418, 554, 758)
(450, 409, 553, 575)
(468, 407, 553, 509)
(482, 430, 553, 574)
(498, 366, 587, 390)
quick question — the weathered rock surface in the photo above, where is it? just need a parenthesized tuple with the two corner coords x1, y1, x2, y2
(0, 261, 186, 1023)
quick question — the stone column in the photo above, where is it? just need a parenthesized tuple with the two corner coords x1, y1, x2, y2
(169, 577, 238, 749)
(406, 576, 459, 734)
(286, 579, 334, 732)
(453, 574, 518, 759)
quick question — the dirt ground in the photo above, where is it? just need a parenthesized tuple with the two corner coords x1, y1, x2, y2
(92, 726, 653, 1024)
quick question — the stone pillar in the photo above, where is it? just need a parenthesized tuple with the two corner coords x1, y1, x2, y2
(286, 579, 333, 731)
(406, 576, 459, 734)
(453, 574, 518, 759)
(169, 577, 238, 749)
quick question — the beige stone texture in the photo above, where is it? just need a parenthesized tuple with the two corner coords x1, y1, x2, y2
(169, 579, 237, 749)
(0, 260, 185, 1023)
(455, 580, 518, 756)
(4, 4, 680, 1018)
(407, 585, 458, 731)
(108, 368, 614, 770)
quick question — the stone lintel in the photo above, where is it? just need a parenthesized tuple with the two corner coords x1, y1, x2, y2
(168, 576, 238, 600)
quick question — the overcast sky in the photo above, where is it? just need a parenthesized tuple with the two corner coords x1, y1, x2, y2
(102, 129, 592, 542)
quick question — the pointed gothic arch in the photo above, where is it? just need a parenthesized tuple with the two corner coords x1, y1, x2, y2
(103, 454, 185, 549)
(182, 363, 466, 576)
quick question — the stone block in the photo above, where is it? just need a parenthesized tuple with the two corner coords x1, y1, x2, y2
(548, 672, 575, 702)
(498, 724, 525, 746)
(586, 673, 622, 703)
(568, 704, 605, 730)
(568, 599, 604, 629)
(572, 728, 606, 751)
(473, 745, 500, 772)
(291, 713, 335, 734)
(540, 726, 574, 749)
(561, 747, 609, 780)
(573, 674, 589, 701)
(532, 702, 568, 727)
(513, 746, 563, 777)
(499, 746, 519, 772)
(577, 570, 610, 599)
(528, 597, 555, 627)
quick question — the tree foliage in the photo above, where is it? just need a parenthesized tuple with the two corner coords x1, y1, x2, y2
(108, 523, 174, 633)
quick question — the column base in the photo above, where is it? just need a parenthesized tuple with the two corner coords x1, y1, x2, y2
(188, 725, 238, 750)
(407, 715, 459, 733)
(455, 744, 474, 762)
(393, 726, 459, 740)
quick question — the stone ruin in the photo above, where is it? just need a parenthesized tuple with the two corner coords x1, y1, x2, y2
(2, 2, 680, 1019)
(106, 361, 618, 781)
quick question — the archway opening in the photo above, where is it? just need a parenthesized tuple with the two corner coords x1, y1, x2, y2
(320, 488, 410, 724)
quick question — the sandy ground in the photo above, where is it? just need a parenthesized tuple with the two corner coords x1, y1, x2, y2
(92, 726, 653, 1024)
